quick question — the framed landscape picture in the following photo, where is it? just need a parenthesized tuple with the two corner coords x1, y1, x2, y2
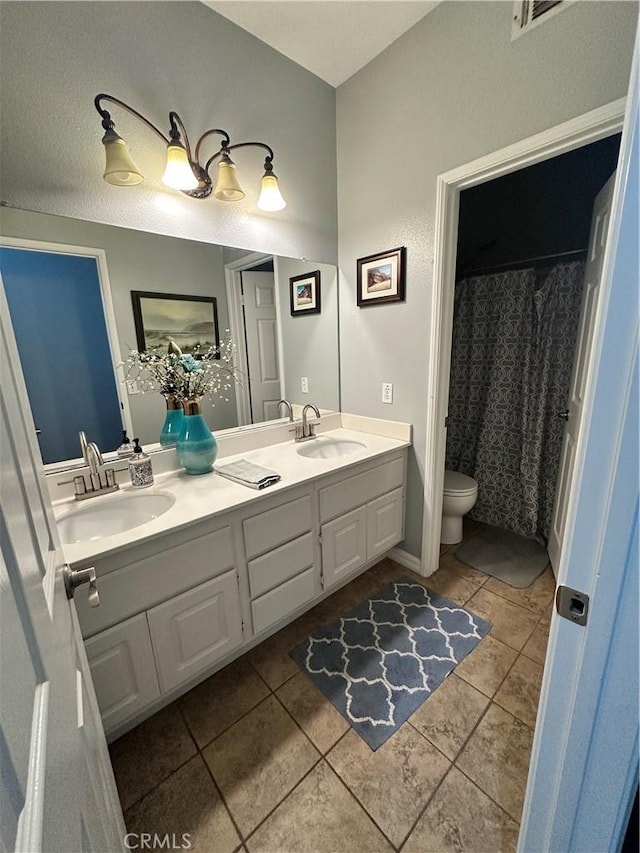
(356, 246, 406, 306)
(131, 291, 220, 357)
(290, 270, 321, 316)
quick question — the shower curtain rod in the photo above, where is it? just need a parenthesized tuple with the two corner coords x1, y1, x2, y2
(458, 248, 587, 277)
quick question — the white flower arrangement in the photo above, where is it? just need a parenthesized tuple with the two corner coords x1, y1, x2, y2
(125, 335, 242, 405)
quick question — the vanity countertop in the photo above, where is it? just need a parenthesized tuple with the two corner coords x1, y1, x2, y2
(55, 426, 411, 566)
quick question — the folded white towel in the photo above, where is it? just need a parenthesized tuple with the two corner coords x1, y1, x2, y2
(215, 459, 281, 490)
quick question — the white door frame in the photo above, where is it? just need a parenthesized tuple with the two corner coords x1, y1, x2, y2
(0, 235, 134, 467)
(224, 252, 285, 426)
(422, 96, 626, 576)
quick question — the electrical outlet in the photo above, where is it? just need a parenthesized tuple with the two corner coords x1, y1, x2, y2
(126, 379, 140, 395)
(382, 382, 393, 404)
(301, 376, 309, 393)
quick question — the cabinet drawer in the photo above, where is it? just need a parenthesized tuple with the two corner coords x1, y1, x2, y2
(251, 567, 316, 635)
(147, 569, 243, 693)
(321, 506, 367, 590)
(78, 525, 235, 637)
(243, 495, 312, 559)
(84, 613, 161, 734)
(367, 487, 404, 560)
(248, 532, 314, 599)
(319, 456, 404, 522)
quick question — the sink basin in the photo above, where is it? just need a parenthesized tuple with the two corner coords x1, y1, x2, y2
(296, 438, 367, 459)
(56, 491, 176, 544)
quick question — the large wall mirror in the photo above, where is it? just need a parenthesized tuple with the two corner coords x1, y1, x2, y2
(0, 207, 339, 468)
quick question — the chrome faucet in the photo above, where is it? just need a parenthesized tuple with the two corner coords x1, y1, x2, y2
(277, 399, 294, 422)
(59, 431, 121, 500)
(296, 404, 320, 442)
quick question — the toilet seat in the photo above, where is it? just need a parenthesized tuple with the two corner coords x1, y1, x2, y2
(443, 470, 477, 496)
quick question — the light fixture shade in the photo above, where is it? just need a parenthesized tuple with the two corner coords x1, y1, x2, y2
(213, 156, 245, 201)
(161, 143, 198, 191)
(102, 129, 143, 186)
(257, 172, 286, 212)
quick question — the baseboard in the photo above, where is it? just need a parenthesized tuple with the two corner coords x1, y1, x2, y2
(388, 546, 424, 575)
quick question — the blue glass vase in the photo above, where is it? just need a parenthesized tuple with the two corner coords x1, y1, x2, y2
(160, 395, 184, 446)
(177, 398, 217, 475)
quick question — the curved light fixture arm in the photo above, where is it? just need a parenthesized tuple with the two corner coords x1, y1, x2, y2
(94, 93, 170, 145)
(194, 129, 231, 166)
(204, 141, 276, 176)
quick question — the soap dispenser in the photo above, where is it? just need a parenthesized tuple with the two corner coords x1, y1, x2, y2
(128, 438, 154, 488)
(116, 429, 134, 458)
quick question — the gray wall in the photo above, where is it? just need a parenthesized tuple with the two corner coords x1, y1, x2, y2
(275, 257, 339, 410)
(0, 207, 237, 444)
(0, 2, 337, 264)
(336, 1, 638, 557)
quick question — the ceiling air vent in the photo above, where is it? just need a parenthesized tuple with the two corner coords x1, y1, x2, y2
(512, 0, 574, 40)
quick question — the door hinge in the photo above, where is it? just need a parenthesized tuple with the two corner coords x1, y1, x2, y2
(556, 585, 589, 626)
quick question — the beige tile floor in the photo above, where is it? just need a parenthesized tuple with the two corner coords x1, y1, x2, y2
(111, 524, 554, 853)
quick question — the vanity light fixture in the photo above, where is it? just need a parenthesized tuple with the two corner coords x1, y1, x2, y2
(94, 93, 286, 211)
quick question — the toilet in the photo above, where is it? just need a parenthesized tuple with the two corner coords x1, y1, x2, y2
(441, 469, 478, 545)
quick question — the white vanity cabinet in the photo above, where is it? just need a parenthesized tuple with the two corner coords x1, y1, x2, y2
(319, 453, 405, 589)
(71, 442, 407, 738)
(76, 516, 243, 735)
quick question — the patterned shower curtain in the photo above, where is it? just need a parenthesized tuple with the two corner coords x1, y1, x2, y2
(445, 261, 585, 542)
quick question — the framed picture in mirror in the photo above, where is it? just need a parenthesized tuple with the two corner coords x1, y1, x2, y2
(131, 291, 220, 357)
(290, 270, 321, 316)
(356, 246, 406, 306)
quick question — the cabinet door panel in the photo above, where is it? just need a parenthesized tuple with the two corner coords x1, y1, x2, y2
(147, 570, 243, 693)
(251, 567, 316, 635)
(367, 487, 404, 560)
(321, 506, 367, 589)
(243, 494, 312, 559)
(319, 456, 404, 522)
(248, 532, 314, 599)
(84, 613, 161, 734)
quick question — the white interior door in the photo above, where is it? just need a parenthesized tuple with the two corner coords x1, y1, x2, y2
(241, 271, 282, 422)
(547, 171, 616, 570)
(0, 277, 125, 852)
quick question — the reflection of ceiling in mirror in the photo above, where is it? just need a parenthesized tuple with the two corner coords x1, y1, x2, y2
(0, 206, 340, 469)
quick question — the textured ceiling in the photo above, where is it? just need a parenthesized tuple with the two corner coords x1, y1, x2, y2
(203, 1, 440, 87)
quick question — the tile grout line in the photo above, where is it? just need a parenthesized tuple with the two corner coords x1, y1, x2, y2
(320, 753, 404, 851)
(196, 727, 250, 849)
(119, 750, 203, 817)
(241, 754, 325, 846)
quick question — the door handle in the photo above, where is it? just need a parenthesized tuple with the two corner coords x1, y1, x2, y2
(63, 565, 100, 607)
(557, 410, 570, 421)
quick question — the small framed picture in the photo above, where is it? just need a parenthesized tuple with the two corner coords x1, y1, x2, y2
(356, 246, 406, 307)
(290, 270, 321, 316)
(131, 291, 220, 357)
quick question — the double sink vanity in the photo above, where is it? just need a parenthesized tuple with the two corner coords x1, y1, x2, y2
(51, 414, 411, 740)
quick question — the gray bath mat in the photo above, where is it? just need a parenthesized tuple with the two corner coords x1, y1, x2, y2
(455, 525, 549, 588)
(290, 578, 490, 750)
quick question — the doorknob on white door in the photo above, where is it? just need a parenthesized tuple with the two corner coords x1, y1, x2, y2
(63, 565, 100, 607)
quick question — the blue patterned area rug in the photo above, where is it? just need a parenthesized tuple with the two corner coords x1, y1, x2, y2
(290, 578, 491, 750)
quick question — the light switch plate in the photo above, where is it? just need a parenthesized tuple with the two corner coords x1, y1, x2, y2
(382, 383, 393, 404)
(301, 377, 309, 393)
